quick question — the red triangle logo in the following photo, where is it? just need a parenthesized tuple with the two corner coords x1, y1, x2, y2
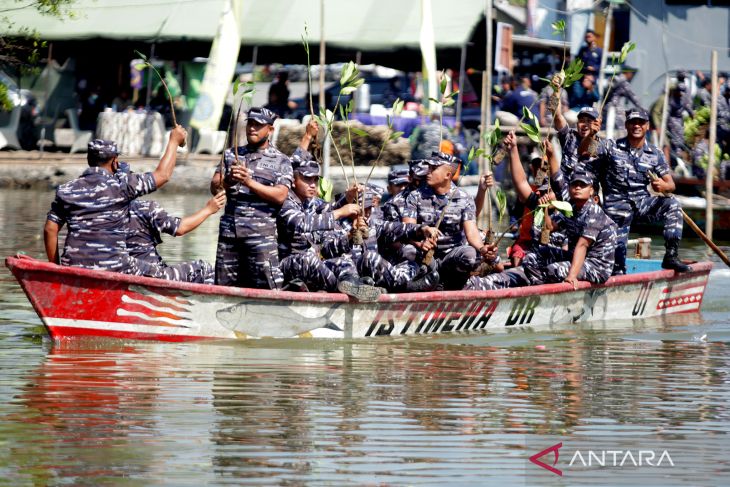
(529, 442, 563, 476)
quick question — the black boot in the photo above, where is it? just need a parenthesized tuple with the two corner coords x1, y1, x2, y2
(405, 270, 440, 292)
(662, 239, 691, 273)
(337, 276, 383, 302)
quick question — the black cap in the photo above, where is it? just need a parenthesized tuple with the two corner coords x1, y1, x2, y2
(247, 107, 277, 125)
(577, 106, 599, 120)
(570, 170, 595, 185)
(292, 158, 321, 177)
(388, 167, 410, 185)
(626, 108, 649, 122)
(88, 139, 120, 162)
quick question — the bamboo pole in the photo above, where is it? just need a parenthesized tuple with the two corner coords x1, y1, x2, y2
(319, 0, 329, 180)
(597, 2, 613, 98)
(478, 0, 494, 232)
(658, 73, 670, 150)
(706, 50, 718, 243)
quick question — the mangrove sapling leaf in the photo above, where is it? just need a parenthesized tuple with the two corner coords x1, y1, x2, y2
(429, 97, 440, 104)
(496, 189, 508, 223)
(390, 131, 404, 141)
(562, 59, 585, 88)
(549, 200, 574, 217)
(439, 75, 448, 97)
(135, 49, 184, 146)
(598, 41, 637, 115)
(533, 207, 545, 228)
(351, 127, 369, 137)
(551, 19, 566, 35)
(393, 99, 404, 115)
(619, 41, 636, 64)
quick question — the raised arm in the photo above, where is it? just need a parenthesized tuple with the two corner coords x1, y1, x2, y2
(153, 125, 187, 189)
(505, 131, 533, 203)
(176, 191, 226, 236)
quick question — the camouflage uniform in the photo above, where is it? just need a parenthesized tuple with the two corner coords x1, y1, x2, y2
(667, 94, 693, 154)
(127, 200, 214, 284)
(522, 176, 617, 285)
(605, 74, 647, 130)
(464, 267, 529, 291)
(214, 144, 292, 289)
(277, 185, 357, 292)
(403, 183, 479, 289)
(46, 157, 161, 276)
(595, 136, 682, 274)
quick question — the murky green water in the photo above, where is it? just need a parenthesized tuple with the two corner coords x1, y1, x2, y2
(1, 188, 730, 485)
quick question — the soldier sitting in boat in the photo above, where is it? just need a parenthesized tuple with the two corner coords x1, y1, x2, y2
(343, 187, 441, 293)
(465, 132, 563, 291)
(210, 106, 292, 290)
(126, 192, 226, 284)
(43, 129, 187, 276)
(402, 152, 489, 290)
(380, 160, 428, 266)
(593, 108, 690, 274)
(277, 150, 382, 300)
(521, 169, 618, 289)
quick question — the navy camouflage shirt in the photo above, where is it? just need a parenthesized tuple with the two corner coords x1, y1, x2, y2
(215, 145, 293, 238)
(127, 199, 181, 264)
(46, 166, 157, 270)
(402, 184, 476, 256)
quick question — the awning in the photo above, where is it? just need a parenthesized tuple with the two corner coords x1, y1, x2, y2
(6, 0, 487, 50)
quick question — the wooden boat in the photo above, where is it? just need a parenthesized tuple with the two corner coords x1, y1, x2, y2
(6, 255, 712, 342)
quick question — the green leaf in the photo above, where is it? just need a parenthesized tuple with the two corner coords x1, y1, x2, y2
(339, 104, 346, 120)
(134, 50, 148, 62)
(551, 19, 566, 36)
(443, 97, 455, 107)
(351, 127, 369, 137)
(428, 97, 440, 104)
(619, 41, 636, 64)
(393, 98, 404, 115)
(347, 98, 355, 114)
(318, 176, 334, 201)
(496, 189, 507, 223)
(340, 86, 358, 95)
(233, 79, 241, 96)
(533, 207, 545, 228)
(468, 146, 476, 162)
(550, 200, 574, 216)
(340, 61, 356, 86)
(447, 89, 459, 98)
(439, 73, 448, 96)
(390, 131, 404, 140)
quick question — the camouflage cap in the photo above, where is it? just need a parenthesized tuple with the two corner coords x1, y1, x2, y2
(247, 106, 277, 125)
(387, 167, 410, 186)
(88, 139, 119, 160)
(292, 158, 321, 177)
(409, 159, 430, 178)
(427, 151, 462, 168)
(626, 108, 649, 122)
(577, 106, 599, 120)
(570, 169, 595, 185)
(367, 183, 385, 198)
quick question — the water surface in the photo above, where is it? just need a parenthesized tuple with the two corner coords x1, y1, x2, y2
(1, 188, 729, 485)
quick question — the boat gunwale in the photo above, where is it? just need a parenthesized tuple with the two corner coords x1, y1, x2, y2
(5, 255, 713, 304)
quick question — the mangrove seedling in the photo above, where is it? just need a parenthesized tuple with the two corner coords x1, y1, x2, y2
(135, 50, 185, 147)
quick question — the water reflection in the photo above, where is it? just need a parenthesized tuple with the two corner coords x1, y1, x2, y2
(1, 189, 730, 484)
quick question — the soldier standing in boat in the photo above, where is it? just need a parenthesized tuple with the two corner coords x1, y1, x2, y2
(210, 107, 293, 289)
(594, 108, 690, 275)
(44, 128, 187, 275)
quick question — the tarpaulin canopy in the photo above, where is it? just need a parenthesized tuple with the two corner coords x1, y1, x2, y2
(5, 0, 486, 50)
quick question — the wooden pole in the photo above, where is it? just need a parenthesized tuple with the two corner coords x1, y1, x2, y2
(597, 2, 613, 98)
(319, 0, 329, 180)
(707, 50, 718, 243)
(478, 0, 494, 231)
(455, 42, 467, 129)
(658, 73, 670, 150)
